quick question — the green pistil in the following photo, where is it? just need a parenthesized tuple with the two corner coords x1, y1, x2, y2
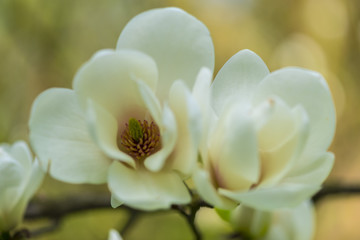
(128, 118, 143, 143)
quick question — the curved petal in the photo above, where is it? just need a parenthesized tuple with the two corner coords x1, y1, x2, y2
(209, 104, 259, 190)
(285, 152, 334, 185)
(167, 80, 201, 177)
(219, 183, 320, 211)
(192, 67, 214, 164)
(108, 229, 123, 240)
(193, 169, 237, 210)
(0, 149, 22, 193)
(6, 141, 32, 170)
(253, 67, 336, 163)
(110, 195, 123, 208)
(73, 49, 158, 118)
(8, 158, 45, 229)
(265, 201, 315, 240)
(29, 88, 111, 184)
(144, 104, 177, 172)
(258, 103, 310, 185)
(211, 50, 269, 114)
(108, 161, 191, 211)
(86, 99, 135, 167)
(117, 7, 214, 100)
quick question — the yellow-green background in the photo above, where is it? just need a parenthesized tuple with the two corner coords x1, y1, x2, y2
(1, 0, 359, 239)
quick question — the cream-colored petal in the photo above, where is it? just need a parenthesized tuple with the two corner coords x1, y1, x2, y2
(117, 7, 214, 100)
(192, 67, 214, 164)
(108, 161, 190, 211)
(219, 183, 319, 211)
(258, 104, 310, 185)
(168, 80, 201, 177)
(254, 67, 336, 165)
(108, 229, 123, 240)
(193, 169, 236, 210)
(0, 149, 22, 194)
(134, 78, 162, 125)
(73, 49, 158, 118)
(265, 201, 315, 240)
(29, 88, 111, 184)
(285, 152, 334, 185)
(86, 99, 135, 167)
(144, 104, 177, 172)
(209, 104, 259, 190)
(211, 49, 269, 114)
(110, 195, 123, 208)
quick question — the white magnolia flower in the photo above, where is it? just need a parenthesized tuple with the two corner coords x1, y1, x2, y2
(230, 201, 315, 240)
(0, 141, 44, 232)
(108, 229, 123, 240)
(194, 49, 336, 210)
(29, 8, 214, 210)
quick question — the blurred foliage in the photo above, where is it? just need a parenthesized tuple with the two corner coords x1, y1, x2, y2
(1, 0, 360, 239)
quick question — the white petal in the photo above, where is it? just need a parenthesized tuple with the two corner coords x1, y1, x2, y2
(219, 183, 320, 210)
(254, 67, 336, 163)
(86, 99, 135, 167)
(117, 7, 214, 100)
(6, 141, 32, 170)
(110, 195, 123, 208)
(193, 169, 237, 210)
(209, 104, 259, 190)
(29, 88, 111, 184)
(258, 103, 310, 185)
(265, 201, 315, 240)
(108, 161, 190, 211)
(211, 50, 269, 114)
(285, 152, 334, 185)
(73, 49, 158, 118)
(108, 229, 123, 240)
(192, 67, 214, 164)
(0, 149, 22, 194)
(134, 78, 162, 125)
(144, 104, 177, 172)
(168, 80, 201, 177)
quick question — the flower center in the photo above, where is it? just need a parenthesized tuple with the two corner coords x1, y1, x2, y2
(119, 118, 161, 161)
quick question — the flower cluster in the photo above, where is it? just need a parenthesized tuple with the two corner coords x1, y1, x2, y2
(1, 7, 335, 238)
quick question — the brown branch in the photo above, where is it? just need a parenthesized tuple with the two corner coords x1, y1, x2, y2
(312, 185, 360, 203)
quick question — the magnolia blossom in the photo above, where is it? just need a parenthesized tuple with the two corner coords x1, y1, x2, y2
(29, 8, 215, 210)
(194, 50, 336, 210)
(108, 229, 123, 240)
(0, 141, 44, 232)
(229, 201, 315, 240)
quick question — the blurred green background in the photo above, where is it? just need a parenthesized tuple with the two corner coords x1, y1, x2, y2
(1, 0, 360, 239)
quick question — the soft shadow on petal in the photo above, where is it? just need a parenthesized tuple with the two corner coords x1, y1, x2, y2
(285, 152, 334, 185)
(73, 49, 158, 118)
(258, 103, 310, 186)
(86, 99, 135, 167)
(117, 7, 214, 100)
(192, 67, 214, 166)
(168, 80, 201, 177)
(193, 169, 237, 210)
(254, 67, 336, 163)
(108, 161, 191, 211)
(211, 50, 269, 114)
(29, 88, 111, 184)
(144, 104, 177, 172)
(219, 183, 320, 210)
(209, 104, 260, 190)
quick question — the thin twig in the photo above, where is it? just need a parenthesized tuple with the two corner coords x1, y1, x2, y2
(29, 219, 60, 238)
(120, 209, 140, 236)
(312, 185, 360, 203)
